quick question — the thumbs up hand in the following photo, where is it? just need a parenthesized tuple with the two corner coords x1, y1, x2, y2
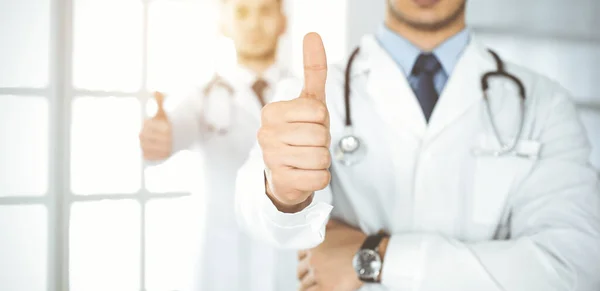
(139, 92, 173, 161)
(258, 33, 331, 213)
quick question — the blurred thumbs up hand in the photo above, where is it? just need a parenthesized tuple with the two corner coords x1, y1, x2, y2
(139, 92, 173, 161)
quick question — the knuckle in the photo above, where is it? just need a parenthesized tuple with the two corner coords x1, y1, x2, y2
(315, 126, 329, 146)
(304, 63, 327, 72)
(257, 126, 278, 148)
(263, 149, 280, 169)
(312, 102, 328, 123)
(314, 170, 331, 190)
(303, 91, 319, 99)
(261, 101, 283, 124)
(261, 103, 274, 124)
(257, 127, 269, 144)
(318, 149, 332, 169)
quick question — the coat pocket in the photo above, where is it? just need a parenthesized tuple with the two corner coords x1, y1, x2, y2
(465, 137, 541, 239)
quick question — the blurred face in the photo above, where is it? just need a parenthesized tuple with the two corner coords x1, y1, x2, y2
(388, 0, 466, 31)
(221, 0, 286, 59)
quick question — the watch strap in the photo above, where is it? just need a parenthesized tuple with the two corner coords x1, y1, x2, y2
(360, 232, 386, 251)
(362, 277, 376, 283)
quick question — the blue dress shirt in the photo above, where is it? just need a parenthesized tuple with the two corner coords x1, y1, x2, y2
(375, 24, 471, 95)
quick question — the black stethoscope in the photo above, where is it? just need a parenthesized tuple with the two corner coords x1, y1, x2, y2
(335, 47, 528, 166)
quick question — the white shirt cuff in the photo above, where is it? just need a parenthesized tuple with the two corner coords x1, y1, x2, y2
(381, 234, 427, 291)
(260, 187, 333, 242)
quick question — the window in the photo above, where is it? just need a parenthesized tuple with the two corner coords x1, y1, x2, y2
(67, 0, 225, 290)
(0, 0, 51, 291)
(0, 0, 231, 290)
(0, 0, 349, 290)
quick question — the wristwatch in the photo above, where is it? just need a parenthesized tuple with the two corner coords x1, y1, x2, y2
(352, 231, 388, 283)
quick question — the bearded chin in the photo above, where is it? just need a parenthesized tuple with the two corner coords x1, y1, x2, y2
(388, 0, 466, 32)
(237, 46, 278, 62)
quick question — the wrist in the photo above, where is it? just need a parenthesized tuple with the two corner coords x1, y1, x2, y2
(267, 188, 314, 213)
(354, 231, 389, 283)
(264, 174, 314, 213)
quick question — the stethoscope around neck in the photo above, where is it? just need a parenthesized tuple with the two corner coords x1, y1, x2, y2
(200, 74, 236, 135)
(200, 72, 280, 135)
(334, 46, 528, 166)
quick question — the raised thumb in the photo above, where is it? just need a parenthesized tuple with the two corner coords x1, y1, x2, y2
(300, 32, 328, 103)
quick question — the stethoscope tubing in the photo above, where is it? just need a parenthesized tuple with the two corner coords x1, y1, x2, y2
(340, 46, 528, 159)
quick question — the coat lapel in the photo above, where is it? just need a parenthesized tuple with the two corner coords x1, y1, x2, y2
(425, 38, 497, 143)
(363, 36, 427, 140)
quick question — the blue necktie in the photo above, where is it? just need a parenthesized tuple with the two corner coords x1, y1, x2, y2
(412, 53, 442, 122)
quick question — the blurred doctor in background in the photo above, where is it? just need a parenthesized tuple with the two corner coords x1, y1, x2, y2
(138, 0, 297, 290)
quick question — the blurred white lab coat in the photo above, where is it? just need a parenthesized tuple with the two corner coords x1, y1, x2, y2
(165, 64, 298, 291)
(235, 35, 600, 291)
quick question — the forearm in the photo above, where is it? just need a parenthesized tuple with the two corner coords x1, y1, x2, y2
(168, 109, 202, 153)
(377, 89, 600, 291)
(379, 229, 600, 291)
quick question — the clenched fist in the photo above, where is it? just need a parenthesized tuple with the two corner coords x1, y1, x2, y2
(258, 32, 331, 213)
(139, 92, 173, 161)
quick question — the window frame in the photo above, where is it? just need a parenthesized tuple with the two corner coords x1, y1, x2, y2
(58, 0, 193, 290)
(0, 0, 193, 290)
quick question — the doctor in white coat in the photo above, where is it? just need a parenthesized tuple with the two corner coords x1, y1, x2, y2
(235, 0, 600, 290)
(139, 0, 298, 290)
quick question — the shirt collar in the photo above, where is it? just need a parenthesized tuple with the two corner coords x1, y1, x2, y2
(218, 63, 285, 89)
(375, 24, 471, 76)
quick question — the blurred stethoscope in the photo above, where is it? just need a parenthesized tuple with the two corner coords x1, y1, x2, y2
(200, 74, 235, 135)
(335, 47, 528, 166)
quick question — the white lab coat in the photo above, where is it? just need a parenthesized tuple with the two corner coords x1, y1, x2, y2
(164, 64, 298, 291)
(235, 35, 600, 291)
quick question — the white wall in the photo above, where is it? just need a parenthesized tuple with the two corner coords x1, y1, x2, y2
(344, 0, 600, 170)
(345, 0, 385, 50)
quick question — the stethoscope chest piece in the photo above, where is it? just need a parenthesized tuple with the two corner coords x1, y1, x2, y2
(340, 135, 360, 153)
(334, 127, 366, 166)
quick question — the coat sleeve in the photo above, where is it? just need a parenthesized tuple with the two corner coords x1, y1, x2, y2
(167, 88, 207, 154)
(380, 87, 600, 291)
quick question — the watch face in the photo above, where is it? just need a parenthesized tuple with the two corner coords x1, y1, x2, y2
(352, 249, 382, 280)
